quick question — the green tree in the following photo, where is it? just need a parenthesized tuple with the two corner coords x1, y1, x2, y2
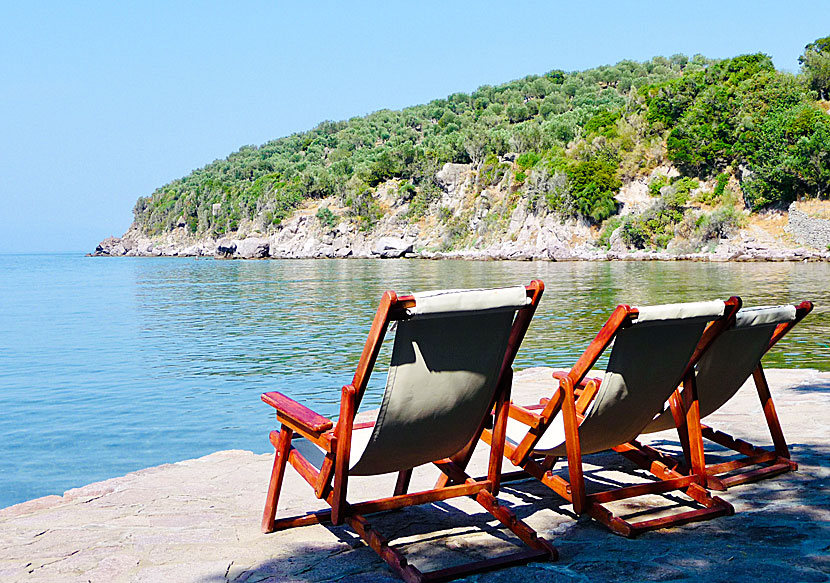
(799, 36, 830, 100)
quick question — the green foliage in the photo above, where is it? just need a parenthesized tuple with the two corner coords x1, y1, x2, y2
(437, 206, 453, 223)
(516, 151, 541, 171)
(597, 216, 623, 248)
(397, 181, 416, 201)
(742, 103, 830, 207)
(270, 187, 304, 226)
(668, 176, 699, 204)
(583, 109, 622, 138)
(344, 181, 382, 231)
(477, 153, 511, 187)
(132, 56, 687, 235)
(644, 52, 828, 207)
(648, 174, 669, 197)
(316, 206, 338, 229)
(405, 183, 441, 220)
(693, 204, 747, 241)
(696, 172, 730, 205)
(713, 172, 729, 198)
(561, 157, 621, 223)
(799, 35, 830, 100)
(439, 214, 472, 251)
(620, 186, 690, 249)
(130, 49, 830, 235)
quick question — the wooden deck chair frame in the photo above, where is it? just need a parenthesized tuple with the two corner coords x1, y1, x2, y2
(654, 300, 814, 491)
(260, 281, 555, 583)
(464, 297, 742, 538)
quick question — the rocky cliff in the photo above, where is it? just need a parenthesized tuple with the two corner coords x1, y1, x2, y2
(94, 162, 830, 262)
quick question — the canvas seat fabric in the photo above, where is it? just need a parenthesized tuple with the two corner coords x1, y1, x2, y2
(505, 300, 726, 457)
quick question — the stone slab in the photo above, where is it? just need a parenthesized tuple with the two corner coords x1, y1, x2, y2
(1, 369, 828, 582)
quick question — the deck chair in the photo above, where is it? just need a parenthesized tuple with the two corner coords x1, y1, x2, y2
(642, 301, 813, 490)
(477, 298, 742, 538)
(260, 281, 555, 582)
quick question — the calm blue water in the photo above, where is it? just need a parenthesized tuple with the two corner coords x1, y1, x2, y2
(1, 254, 827, 508)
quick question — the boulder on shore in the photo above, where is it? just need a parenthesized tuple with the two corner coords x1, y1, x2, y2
(94, 237, 126, 256)
(234, 237, 269, 259)
(371, 237, 414, 258)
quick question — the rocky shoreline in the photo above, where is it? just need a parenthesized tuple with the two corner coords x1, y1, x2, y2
(92, 230, 830, 262)
(94, 163, 830, 262)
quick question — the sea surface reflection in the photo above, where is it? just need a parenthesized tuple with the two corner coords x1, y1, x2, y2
(0, 255, 826, 508)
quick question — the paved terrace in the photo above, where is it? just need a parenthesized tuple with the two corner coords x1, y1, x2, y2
(1, 368, 828, 583)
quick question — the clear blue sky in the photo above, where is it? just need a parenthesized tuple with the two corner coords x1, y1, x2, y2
(1, 1, 827, 252)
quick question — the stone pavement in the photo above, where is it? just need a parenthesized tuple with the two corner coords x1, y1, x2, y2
(1, 368, 828, 583)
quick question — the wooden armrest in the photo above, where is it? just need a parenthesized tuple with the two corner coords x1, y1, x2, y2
(508, 402, 543, 429)
(575, 378, 600, 415)
(552, 371, 602, 389)
(262, 391, 334, 433)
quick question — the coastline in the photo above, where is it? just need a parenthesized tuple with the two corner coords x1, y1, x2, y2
(93, 189, 830, 262)
(3, 367, 828, 582)
(91, 227, 830, 263)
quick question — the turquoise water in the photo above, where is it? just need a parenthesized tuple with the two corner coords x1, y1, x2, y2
(1, 255, 827, 509)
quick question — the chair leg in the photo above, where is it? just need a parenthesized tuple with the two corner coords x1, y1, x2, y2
(347, 514, 425, 583)
(683, 375, 707, 479)
(669, 391, 692, 466)
(560, 376, 586, 515)
(753, 363, 791, 459)
(488, 376, 511, 496)
(262, 426, 294, 533)
(394, 469, 413, 496)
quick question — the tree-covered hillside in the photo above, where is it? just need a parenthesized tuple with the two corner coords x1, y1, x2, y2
(132, 41, 830, 247)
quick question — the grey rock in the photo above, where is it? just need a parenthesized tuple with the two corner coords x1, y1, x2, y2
(371, 237, 413, 258)
(234, 237, 269, 259)
(434, 163, 470, 194)
(93, 237, 126, 256)
(608, 226, 627, 253)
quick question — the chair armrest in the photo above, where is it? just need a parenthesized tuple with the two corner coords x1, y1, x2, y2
(262, 391, 334, 433)
(552, 370, 602, 389)
(508, 402, 544, 429)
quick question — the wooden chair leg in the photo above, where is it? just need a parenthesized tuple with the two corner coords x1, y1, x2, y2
(753, 363, 791, 459)
(394, 468, 413, 496)
(669, 390, 692, 467)
(332, 385, 356, 526)
(262, 426, 294, 533)
(488, 374, 512, 496)
(683, 375, 707, 479)
(560, 376, 586, 515)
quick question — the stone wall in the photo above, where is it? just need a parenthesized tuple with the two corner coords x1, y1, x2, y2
(788, 202, 830, 250)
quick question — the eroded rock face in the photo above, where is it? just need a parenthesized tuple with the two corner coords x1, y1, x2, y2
(93, 164, 830, 263)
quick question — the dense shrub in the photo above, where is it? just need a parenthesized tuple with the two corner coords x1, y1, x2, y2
(316, 206, 337, 229)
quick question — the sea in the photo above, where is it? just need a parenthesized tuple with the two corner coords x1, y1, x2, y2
(0, 254, 827, 509)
